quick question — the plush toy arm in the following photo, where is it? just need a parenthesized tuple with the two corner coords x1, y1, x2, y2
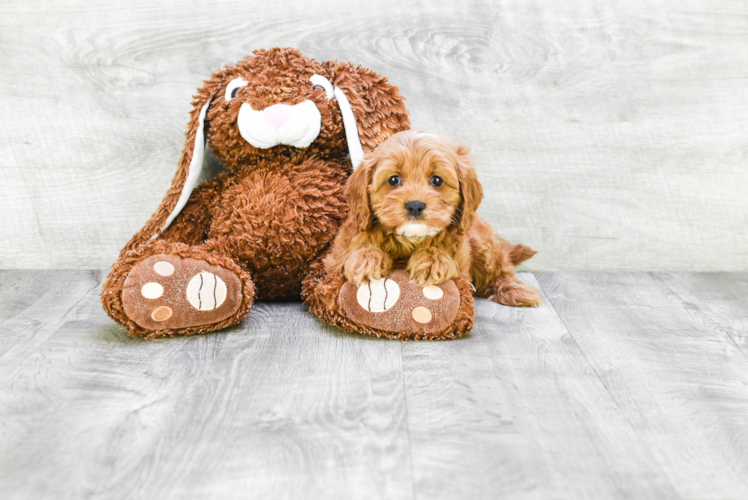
(159, 178, 222, 246)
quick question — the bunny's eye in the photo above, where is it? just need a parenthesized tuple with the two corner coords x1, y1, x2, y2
(388, 175, 401, 187)
(225, 77, 248, 102)
(309, 74, 335, 99)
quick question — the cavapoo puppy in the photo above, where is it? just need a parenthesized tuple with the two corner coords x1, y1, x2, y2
(324, 130, 542, 307)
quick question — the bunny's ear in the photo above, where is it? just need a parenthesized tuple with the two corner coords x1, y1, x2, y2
(322, 61, 410, 161)
(333, 84, 366, 169)
(119, 87, 216, 255)
(159, 96, 212, 233)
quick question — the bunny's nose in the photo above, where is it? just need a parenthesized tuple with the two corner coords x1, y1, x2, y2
(262, 104, 293, 129)
(405, 201, 426, 218)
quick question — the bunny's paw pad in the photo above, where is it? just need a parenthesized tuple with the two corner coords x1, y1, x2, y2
(338, 269, 462, 339)
(121, 254, 242, 331)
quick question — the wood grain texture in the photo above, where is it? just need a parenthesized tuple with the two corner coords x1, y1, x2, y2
(658, 272, 748, 358)
(1, 0, 747, 270)
(401, 273, 677, 499)
(2, 271, 748, 498)
(0, 271, 412, 500)
(536, 271, 748, 499)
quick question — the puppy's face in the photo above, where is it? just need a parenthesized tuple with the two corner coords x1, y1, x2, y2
(347, 131, 482, 238)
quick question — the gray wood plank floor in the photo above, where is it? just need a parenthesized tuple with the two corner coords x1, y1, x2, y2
(1, 271, 747, 499)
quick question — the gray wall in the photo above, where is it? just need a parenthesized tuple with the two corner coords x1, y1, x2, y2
(2, 0, 746, 271)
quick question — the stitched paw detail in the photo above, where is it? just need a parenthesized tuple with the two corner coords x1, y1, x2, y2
(356, 278, 400, 312)
(186, 272, 228, 311)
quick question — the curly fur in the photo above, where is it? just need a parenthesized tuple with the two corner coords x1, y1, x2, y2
(323, 130, 542, 307)
(102, 48, 410, 337)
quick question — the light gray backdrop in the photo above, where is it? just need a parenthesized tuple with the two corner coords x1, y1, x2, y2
(2, 0, 746, 271)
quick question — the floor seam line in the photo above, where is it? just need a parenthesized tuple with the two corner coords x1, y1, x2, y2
(399, 342, 418, 500)
(0, 271, 101, 367)
(532, 273, 631, 424)
(532, 272, 682, 497)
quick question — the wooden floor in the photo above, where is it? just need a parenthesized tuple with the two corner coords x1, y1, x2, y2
(1, 271, 747, 499)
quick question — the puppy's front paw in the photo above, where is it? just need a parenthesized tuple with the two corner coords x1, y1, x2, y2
(344, 248, 393, 286)
(407, 248, 460, 287)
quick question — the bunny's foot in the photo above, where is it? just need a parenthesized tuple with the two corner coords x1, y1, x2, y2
(120, 253, 247, 335)
(102, 240, 255, 338)
(303, 266, 474, 340)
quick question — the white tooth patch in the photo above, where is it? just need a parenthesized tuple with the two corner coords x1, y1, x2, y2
(237, 100, 321, 149)
(356, 278, 400, 313)
(141, 282, 164, 299)
(423, 285, 444, 300)
(153, 261, 174, 276)
(186, 272, 227, 311)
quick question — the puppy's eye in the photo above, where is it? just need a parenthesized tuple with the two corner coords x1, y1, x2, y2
(430, 175, 444, 187)
(388, 175, 401, 187)
(312, 85, 324, 91)
(231, 87, 240, 99)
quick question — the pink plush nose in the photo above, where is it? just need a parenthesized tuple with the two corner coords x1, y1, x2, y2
(262, 104, 292, 129)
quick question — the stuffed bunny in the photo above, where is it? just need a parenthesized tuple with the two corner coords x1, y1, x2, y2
(102, 48, 412, 338)
(103, 47, 476, 340)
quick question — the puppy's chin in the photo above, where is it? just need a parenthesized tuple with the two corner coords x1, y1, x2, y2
(395, 222, 442, 239)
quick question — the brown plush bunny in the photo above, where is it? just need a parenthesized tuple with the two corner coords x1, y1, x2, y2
(101, 48, 413, 338)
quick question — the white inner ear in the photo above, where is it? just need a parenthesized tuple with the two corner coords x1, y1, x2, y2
(310, 74, 365, 169)
(310, 74, 334, 99)
(225, 77, 248, 102)
(159, 97, 212, 234)
(333, 86, 365, 169)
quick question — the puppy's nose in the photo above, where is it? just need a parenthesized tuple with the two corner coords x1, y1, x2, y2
(405, 201, 426, 218)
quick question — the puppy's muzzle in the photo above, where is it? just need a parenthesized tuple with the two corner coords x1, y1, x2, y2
(405, 201, 426, 218)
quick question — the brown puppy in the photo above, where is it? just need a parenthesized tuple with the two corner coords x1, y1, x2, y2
(324, 130, 542, 307)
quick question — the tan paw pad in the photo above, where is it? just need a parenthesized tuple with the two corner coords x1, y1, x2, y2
(412, 306, 432, 324)
(151, 306, 173, 322)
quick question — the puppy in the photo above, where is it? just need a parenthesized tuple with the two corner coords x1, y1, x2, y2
(324, 130, 542, 307)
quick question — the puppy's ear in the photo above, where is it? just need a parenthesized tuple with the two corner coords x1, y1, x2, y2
(455, 143, 483, 234)
(346, 154, 377, 231)
(120, 79, 221, 255)
(322, 61, 411, 155)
